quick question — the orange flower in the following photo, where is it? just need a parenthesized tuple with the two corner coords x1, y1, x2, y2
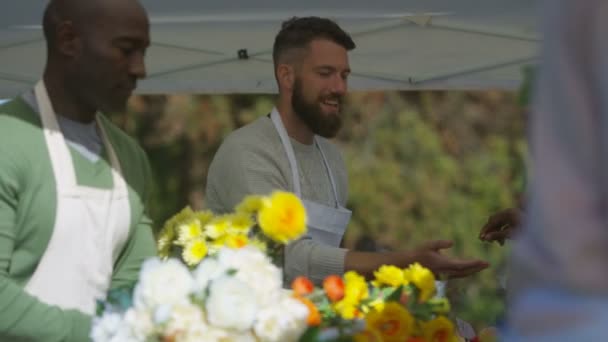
(292, 276, 314, 296)
(296, 297, 321, 326)
(323, 275, 345, 302)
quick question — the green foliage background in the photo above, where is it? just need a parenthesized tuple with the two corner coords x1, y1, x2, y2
(109, 90, 527, 330)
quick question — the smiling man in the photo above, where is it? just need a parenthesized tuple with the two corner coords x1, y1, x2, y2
(206, 16, 488, 286)
(0, 0, 156, 340)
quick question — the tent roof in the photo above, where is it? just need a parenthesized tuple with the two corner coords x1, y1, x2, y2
(0, 0, 540, 96)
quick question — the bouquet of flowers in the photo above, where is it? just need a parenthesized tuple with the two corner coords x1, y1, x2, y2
(156, 191, 308, 267)
(91, 191, 310, 342)
(91, 190, 465, 342)
(290, 264, 459, 342)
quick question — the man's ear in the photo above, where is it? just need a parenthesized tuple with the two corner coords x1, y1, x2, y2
(56, 21, 82, 58)
(276, 63, 295, 92)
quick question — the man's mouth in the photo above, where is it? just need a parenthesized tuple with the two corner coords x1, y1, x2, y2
(321, 98, 340, 110)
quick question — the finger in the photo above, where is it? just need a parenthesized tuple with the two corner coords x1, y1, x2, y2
(425, 240, 453, 251)
(446, 261, 490, 278)
(483, 230, 510, 242)
(480, 219, 507, 238)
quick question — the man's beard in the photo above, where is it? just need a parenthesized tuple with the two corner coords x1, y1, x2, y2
(291, 80, 342, 138)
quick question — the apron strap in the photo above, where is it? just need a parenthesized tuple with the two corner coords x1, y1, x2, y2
(270, 108, 341, 207)
(270, 109, 302, 196)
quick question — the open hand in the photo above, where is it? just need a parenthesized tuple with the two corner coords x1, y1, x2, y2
(413, 240, 489, 278)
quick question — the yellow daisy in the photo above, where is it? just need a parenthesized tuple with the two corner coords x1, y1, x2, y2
(182, 238, 208, 266)
(224, 234, 249, 249)
(228, 213, 254, 234)
(176, 220, 203, 246)
(235, 195, 265, 215)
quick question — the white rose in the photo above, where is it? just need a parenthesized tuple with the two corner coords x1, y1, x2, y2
(222, 331, 257, 342)
(91, 312, 123, 342)
(124, 308, 154, 340)
(91, 311, 141, 342)
(205, 276, 258, 332)
(134, 258, 194, 310)
(192, 257, 229, 294)
(165, 303, 205, 338)
(254, 296, 308, 342)
(216, 247, 283, 307)
(180, 324, 227, 342)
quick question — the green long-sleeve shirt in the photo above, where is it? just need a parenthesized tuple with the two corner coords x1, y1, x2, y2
(0, 97, 157, 341)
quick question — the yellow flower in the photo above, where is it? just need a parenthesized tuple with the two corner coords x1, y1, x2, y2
(235, 195, 265, 215)
(157, 228, 174, 258)
(182, 238, 208, 266)
(204, 216, 230, 239)
(257, 191, 307, 243)
(353, 326, 383, 342)
(334, 271, 369, 318)
(334, 300, 361, 320)
(404, 263, 436, 301)
(176, 220, 203, 246)
(366, 302, 415, 342)
(224, 234, 249, 249)
(157, 206, 196, 255)
(195, 210, 214, 226)
(422, 316, 456, 342)
(373, 265, 407, 288)
(343, 271, 369, 303)
(228, 213, 254, 234)
(366, 297, 386, 313)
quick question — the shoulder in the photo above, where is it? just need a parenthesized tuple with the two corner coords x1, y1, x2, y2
(212, 116, 282, 165)
(98, 115, 148, 163)
(0, 97, 43, 140)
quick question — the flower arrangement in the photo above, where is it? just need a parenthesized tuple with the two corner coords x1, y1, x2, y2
(156, 191, 307, 267)
(91, 190, 465, 342)
(291, 264, 458, 342)
(92, 246, 309, 341)
(92, 191, 310, 342)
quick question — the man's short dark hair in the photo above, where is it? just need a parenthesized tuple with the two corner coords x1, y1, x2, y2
(272, 16, 356, 67)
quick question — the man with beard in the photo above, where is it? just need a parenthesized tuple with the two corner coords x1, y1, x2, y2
(206, 17, 488, 286)
(0, 0, 155, 340)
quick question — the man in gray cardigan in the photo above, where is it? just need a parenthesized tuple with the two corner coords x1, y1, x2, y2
(206, 16, 488, 286)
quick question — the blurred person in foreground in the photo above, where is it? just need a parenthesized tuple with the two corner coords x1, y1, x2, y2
(506, 1, 608, 340)
(0, 0, 155, 340)
(205, 16, 489, 287)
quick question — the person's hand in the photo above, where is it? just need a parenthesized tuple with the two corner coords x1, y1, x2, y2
(479, 208, 522, 245)
(412, 240, 489, 278)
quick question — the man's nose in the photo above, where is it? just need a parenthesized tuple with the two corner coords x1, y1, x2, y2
(129, 51, 147, 79)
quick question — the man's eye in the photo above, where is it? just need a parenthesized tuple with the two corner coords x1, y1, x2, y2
(118, 46, 135, 55)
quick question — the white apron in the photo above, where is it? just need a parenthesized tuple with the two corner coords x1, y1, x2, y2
(24, 81, 131, 315)
(270, 108, 351, 247)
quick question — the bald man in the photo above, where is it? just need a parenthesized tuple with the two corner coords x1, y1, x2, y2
(0, 0, 155, 340)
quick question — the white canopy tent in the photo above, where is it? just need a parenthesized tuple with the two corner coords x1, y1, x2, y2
(0, 0, 540, 96)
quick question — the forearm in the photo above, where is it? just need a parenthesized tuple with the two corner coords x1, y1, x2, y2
(344, 250, 415, 279)
(0, 277, 91, 342)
